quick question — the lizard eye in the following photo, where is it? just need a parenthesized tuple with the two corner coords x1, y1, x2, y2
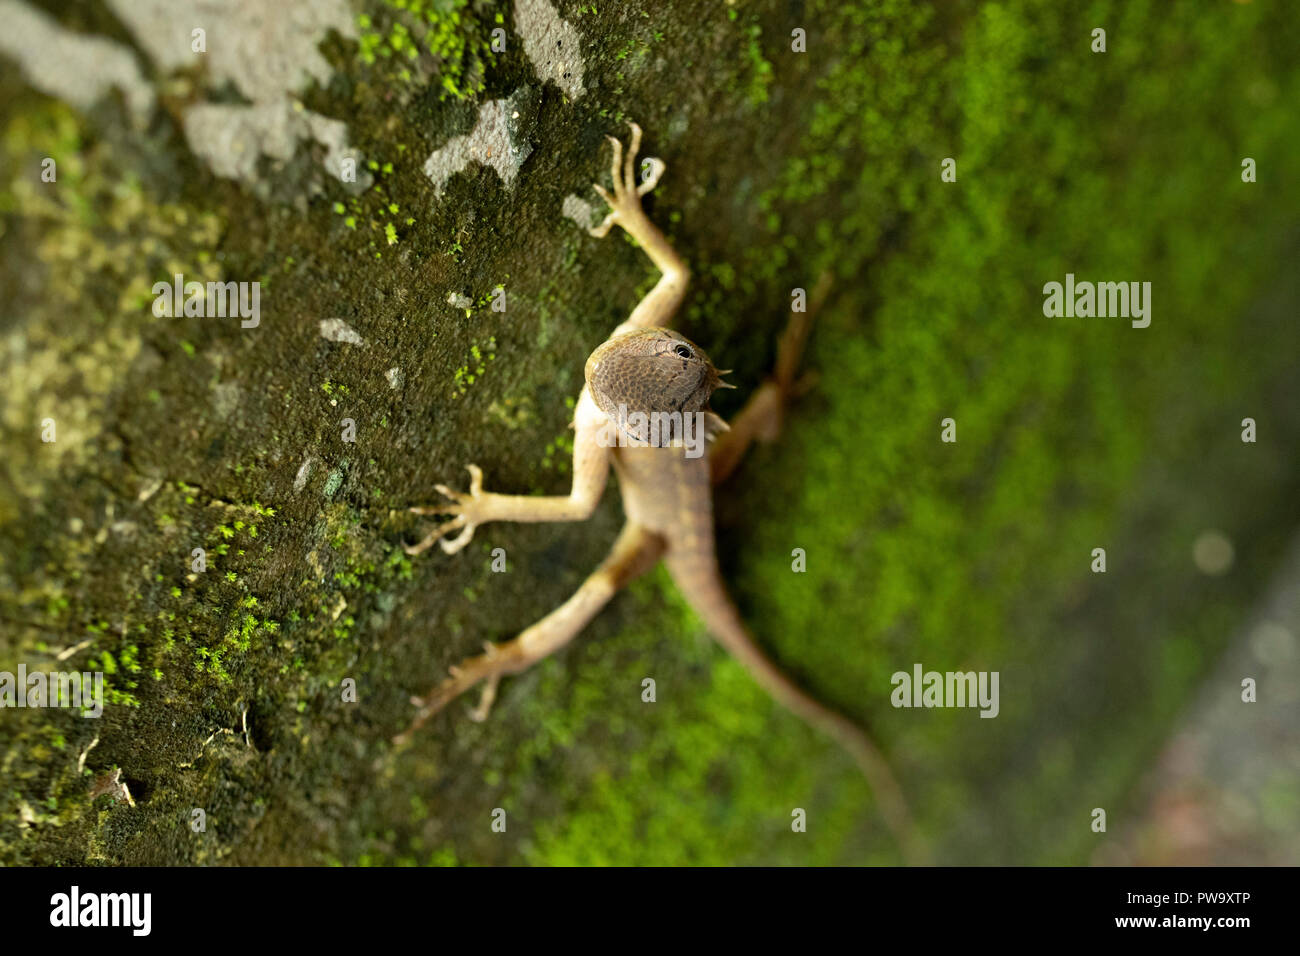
(673, 343, 693, 359)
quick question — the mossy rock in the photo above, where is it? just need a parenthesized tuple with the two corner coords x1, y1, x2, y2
(1, 0, 1298, 865)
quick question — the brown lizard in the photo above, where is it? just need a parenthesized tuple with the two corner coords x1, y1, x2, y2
(398, 122, 916, 858)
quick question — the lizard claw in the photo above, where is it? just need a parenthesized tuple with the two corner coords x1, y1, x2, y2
(467, 673, 500, 722)
(406, 464, 488, 556)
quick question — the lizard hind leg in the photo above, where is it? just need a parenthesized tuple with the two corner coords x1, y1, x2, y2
(393, 522, 665, 745)
(709, 271, 835, 486)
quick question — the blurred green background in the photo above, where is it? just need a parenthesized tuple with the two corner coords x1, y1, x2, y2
(1, 0, 1297, 865)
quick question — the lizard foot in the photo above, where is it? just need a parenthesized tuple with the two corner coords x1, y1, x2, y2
(406, 463, 487, 556)
(589, 121, 665, 240)
(392, 641, 515, 745)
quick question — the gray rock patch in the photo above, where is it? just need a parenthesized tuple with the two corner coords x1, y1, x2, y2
(562, 194, 597, 230)
(319, 318, 366, 347)
(422, 87, 539, 198)
(105, 0, 362, 187)
(0, 1, 154, 124)
(514, 0, 585, 100)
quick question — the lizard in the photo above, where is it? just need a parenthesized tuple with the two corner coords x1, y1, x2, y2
(397, 122, 917, 859)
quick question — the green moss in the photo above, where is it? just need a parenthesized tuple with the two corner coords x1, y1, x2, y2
(356, 0, 496, 100)
(409, 0, 1300, 866)
(450, 336, 498, 398)
(737, 14, 773, 106)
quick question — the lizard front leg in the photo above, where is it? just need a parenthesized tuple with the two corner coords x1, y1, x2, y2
(406, 388, 612, 555)
(394, 521, 665, 743)
(589, 122, 690, 333)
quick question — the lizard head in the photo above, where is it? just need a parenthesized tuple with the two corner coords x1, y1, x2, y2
(584, 327, 731, 443)
(585, 327, 725, 416)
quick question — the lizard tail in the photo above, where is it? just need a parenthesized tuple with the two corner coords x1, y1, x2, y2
(664, 544, 923, 863)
